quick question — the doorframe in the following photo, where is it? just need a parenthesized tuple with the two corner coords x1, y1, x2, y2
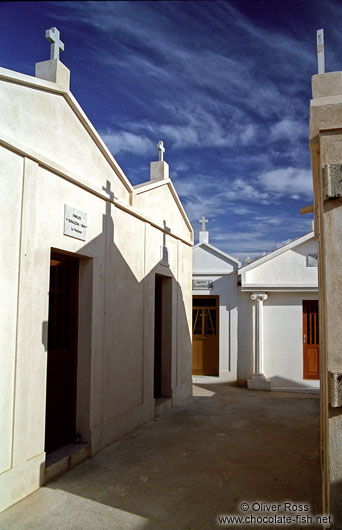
(192, 294, 220, 375)
(46, 249, 93, 452)
(46, 251, 79, 453)
(302, 299, 320, 380)
(154, 273, 173, 399)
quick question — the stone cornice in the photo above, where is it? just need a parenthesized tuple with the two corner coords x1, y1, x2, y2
(241, 285, 318, 293)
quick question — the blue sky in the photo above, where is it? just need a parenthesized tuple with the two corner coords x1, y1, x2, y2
(2, 1, 341, 261)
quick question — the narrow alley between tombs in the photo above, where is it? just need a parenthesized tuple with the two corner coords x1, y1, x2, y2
(0, 384, 321, 530)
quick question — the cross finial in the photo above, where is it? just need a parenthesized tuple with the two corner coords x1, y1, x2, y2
(199, 216, 208, 231)
(46, 27, 64, 60)
(157, 140, 165, 161)
(317, 28, 325, 74)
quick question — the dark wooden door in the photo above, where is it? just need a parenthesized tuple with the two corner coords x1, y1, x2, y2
(192, 296, 219, 376)
(45, 253, 79, 453)
(303, 300, 320, 380)
(154, 275, 163, 398)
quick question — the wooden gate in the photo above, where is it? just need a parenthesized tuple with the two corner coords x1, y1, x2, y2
(303, 300, 320, 380)
(192, 296, 219, 376)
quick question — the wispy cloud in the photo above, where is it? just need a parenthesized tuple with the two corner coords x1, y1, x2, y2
(258, 168, 313, 198)
(100, 129, 153, 155)
(26, 0, 323, 257)
(225, 178, 270, 203)
(270, 119, 307, 143)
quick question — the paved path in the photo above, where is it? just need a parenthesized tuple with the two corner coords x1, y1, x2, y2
(0, 384, 321, 530)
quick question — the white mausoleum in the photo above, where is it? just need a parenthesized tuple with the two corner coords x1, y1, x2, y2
(192, 222, 319, 392)
(238, 231, 319, 392)
(0, 28, 193, 511)
(192, 218, 240, 381)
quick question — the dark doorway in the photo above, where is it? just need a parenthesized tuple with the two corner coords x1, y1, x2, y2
(154, 275, 172, 399)
(45, 252, 79, 453)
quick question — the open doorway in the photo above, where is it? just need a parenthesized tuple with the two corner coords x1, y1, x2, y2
(192, 295, 219, 376)
(154, 275, 172, 400)
(303, 300, 320, 380)
(45, 252, 79, 454)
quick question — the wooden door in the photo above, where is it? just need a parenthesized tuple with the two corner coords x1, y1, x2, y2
(154, 275, 163, 399)
(45, 253, 79, 453)
(303, 300, 320, 380)
(192, 296, 219, 376)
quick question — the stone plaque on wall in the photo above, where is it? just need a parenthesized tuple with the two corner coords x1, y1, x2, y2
(192, 279, 213, 290)
(64, 205, 87, 241)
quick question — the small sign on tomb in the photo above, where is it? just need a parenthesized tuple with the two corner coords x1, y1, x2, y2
(192, 279, 213, 290)
(64, 205, 87, 241)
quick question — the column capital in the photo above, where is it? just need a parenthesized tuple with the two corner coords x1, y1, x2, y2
(250, 293, 268, 302)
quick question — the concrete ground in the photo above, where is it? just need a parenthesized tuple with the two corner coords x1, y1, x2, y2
(0, 384, 321, 530)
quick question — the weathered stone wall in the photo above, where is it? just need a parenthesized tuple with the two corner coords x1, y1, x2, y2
(310, 71, 342, 524)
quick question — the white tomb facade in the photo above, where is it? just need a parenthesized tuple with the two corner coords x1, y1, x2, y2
(192, 224, 319, 393)
(238, 231, 319, 392)
(192, 222, 240, 382)
(0, 29, 193, 511)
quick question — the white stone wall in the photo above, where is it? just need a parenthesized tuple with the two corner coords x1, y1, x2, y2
(0, 74, 131, 203)
(237, 291, 319, 390)
(192, 244, 239, 382)
(193, 245, 237, 274)
(0, 68, 193, 511)
(245, 239, 318, 286)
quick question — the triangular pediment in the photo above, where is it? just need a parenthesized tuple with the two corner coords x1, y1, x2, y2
(134, 178, 193, 242)
(193, 242, 240, 274)
(239, 232, 318, 289)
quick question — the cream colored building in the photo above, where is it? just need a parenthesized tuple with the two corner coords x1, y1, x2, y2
(192, 222, 240, 382)
(191, 224, 319, 393)
(0, 31, 193, 511)
(238, 231, 319, 392)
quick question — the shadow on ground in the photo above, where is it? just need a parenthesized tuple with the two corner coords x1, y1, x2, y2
(0, 384, 321, 530)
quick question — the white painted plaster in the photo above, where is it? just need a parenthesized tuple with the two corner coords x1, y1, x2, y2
(193, 231, 319, 392)
(0, 148, 23, 474)
(150, 160, 169, 181)
(238, 233, 319, 392)
(263, 292, 319, 390)
(0, 65, 193, 511)
(240, 232, 318, 289)
(192, 243, 239, 382)
(0, 72, 131, 202)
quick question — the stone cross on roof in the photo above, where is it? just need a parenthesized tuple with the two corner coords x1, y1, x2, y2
(199, 216, 208, 231)
(157, 140, 165, 162)
(317, 28, 325, 74)
(46, 27, 64, 60)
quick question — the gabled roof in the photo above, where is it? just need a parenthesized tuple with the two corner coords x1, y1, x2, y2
(134, 177, 193, 236)
(193, 241, 241, 266)
(0, 66, 133, 195)
(238, 231, 314, 273)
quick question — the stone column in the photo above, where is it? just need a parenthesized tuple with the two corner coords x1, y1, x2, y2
(247, 293, 271, 391)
